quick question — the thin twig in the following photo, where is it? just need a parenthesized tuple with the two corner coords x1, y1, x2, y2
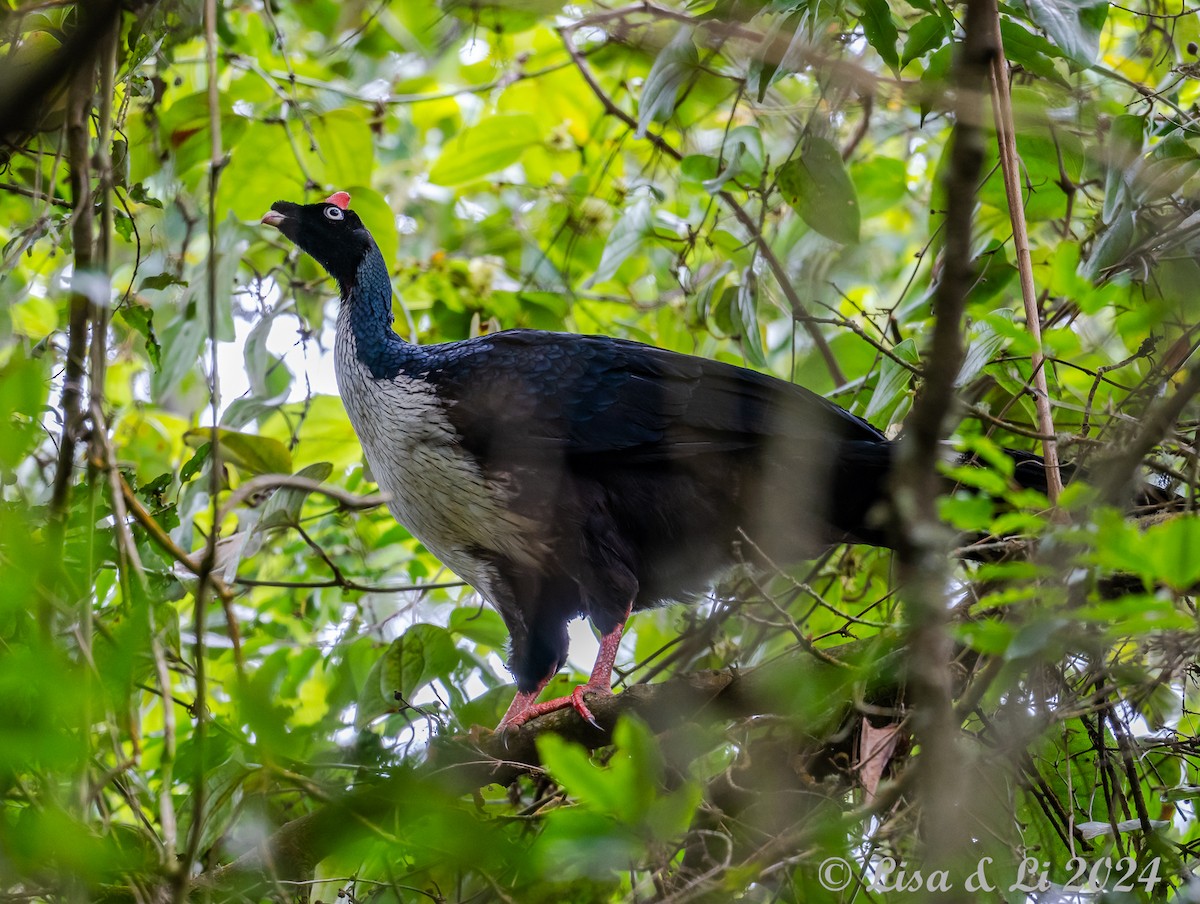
(987, 9, 1063, 503)
(1080, 339, 1156, 439)
(217, 473, 388, 524)
(233, 577, 465, 594)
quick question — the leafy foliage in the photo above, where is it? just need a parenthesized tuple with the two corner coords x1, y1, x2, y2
(1, 0, 1200, 901)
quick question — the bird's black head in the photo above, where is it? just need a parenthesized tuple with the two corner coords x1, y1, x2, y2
(262, 191, 375, 288)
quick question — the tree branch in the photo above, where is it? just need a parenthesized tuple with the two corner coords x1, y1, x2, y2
(890, 0, 995, 874)
(44, 44, 98, 635)
(201, 638, 905, 895)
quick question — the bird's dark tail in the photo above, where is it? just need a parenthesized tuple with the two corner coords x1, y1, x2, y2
(828, 440, 894, 547)
(829, 441, 1062, 549)
(995, 447, 1071, 497)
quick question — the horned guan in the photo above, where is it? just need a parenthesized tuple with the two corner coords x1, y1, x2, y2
(262, 191, 1051, 731)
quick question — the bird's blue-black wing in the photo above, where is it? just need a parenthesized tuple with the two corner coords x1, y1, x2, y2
(421, 330, 885, 467)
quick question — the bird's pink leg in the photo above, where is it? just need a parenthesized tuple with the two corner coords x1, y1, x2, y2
(496, 615, 629, 731)
(497, 678, 551, 731)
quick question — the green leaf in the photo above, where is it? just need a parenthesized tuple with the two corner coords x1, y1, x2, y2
(919, 44, 954, 122)
(305, 110, 376, 190)
(1006, 618, 1069, 660)
(954, 618, 1016, 655)
(1135, 134, 1200, 202)
(183, 427, 293, 476)
(355, 653, 393, 729)
(539, 716, 666, 824)
(344, 186, 401, 265)
(610, 717, 662, 816)
(955, 435, 1017, 478)
(645, 783, 702, 840)
(139, 272, 188, 291)
(748, 10, 800, 102)
(901, 15, 946, 67)
(956, 311, 1010, 386)
(0, 349, 50, 471)
(1081, 207, 1134, 282)
(1023, 0, 1108, 66)
(680, 154, 720, 184)
(113, 213, 134, 242)
(702, 125, 763, 192)
(1074, 594, 1193, 634)
(966, 246, 1017, 305)
(865, 338, 918, 423)
(442, 0, 560, 33)
(381, 624, 459, 706)
(586, 195, 652, 287)
(1102, 114, 1144, 224)
(942, 463, 1010, 496)
(938, 493, 995, 531)
(129, 181, 161, 208)
(448, 606, 510, 649)
(157, 91, 247, 180)
(10, 297, 56, 340)
(1146, 517, 1200, 591)
(242, 307, 289, 401)
(637, 29, 699, 138)
(858, 0, 899, 70)
(428, 113, 540, 185)
(179, 443, 211, 484)
(776, 138, 861, 244)
(850, 157, 909, 218)
(260, 396, 361, 472)
(151, 317, 204, 400)
(116, 303, 161, 371)
(357, 625, 460, 726)
(1000, 20, 1070, 87)
(258, 462, 335, 530)
(734, 274, 766, 367)
(1093, 509, 1153, 583)
(538, 733, 630, 817)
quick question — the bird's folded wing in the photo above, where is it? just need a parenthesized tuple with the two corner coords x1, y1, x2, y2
(426, 330, 886, 467)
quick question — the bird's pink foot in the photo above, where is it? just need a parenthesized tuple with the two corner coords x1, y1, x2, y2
(497, 682, 612, 732)
(495, 615, 629, 734)
(571, 684, 599, 727)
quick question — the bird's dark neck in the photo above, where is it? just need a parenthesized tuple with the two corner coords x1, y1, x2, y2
(337, 244, 415, 379)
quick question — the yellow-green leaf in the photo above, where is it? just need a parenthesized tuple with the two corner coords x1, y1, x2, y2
(183, 427, 292, 476)
(429, 114, 539, 185)
(777, 138, 861, 244)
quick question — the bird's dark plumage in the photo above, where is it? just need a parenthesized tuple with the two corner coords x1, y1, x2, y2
(263, 192, 1045, 729)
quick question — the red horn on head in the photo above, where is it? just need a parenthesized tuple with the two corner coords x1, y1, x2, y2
(324, 191, 351, 209)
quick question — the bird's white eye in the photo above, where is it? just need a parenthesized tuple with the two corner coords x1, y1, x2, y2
(324, 206, 345, 221)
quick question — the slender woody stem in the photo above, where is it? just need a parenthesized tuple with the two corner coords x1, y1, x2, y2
(987, 9, 1064, 503)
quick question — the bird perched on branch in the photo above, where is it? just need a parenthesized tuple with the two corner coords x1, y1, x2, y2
(262, 191, 1051, 731)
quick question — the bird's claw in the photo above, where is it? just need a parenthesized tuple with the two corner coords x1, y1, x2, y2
(497, 724, 515, 749)
(569, 685, 603, 730)
(494, 685, 610, 735)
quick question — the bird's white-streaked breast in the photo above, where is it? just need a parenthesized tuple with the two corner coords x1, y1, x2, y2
(333, 319, 542, 593)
